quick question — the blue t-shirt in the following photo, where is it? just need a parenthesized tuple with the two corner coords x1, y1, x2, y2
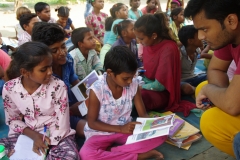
(105, 19, 124, 45)
(128, 9, 143, 20)
(64, 18, 72, 30)
(52, 53, 78, 106)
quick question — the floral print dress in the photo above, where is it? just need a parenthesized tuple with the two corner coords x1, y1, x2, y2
(3, 76, 75, 145)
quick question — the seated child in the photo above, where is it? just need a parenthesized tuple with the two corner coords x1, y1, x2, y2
(141, 0, 161, 14)
(15, 6, 31, 40)
(0, 42, 79, 159)
(34, 2, 56, 23)
(111, 19, 142, 67)
(128, 0, 143, 20)
(169, 7, 185, 46)
(31, 22, 86, 137)
(85, 0, 108, 45)
(56, 6, 75, 38)
(178, 25, 207, 95)
(79, 46, 167, 160)
(70, 27, 103, 80)
(18, 13, 39, 46)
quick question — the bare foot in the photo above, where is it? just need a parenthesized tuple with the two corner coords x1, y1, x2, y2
(138, 149, 164, 160)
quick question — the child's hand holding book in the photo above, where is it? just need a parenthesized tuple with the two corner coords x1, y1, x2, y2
(32, 131, 50, 156)
(119, 122, 142, 134)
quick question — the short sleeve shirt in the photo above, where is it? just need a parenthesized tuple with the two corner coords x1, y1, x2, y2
(214, 44, 240, 74)
(84, 73, 138, 140)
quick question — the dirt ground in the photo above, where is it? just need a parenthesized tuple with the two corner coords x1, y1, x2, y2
(0, 1, 236, 159)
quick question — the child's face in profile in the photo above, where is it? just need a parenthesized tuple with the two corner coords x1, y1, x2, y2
(24, 17, 39, 35)
(176, 10, 185, 23)
(131, 0, 141, 8)
(126, 22, 136, 39)
(192, 32, 203, 48)
(111, 72, 136, 87)
(93, 0, 104, 9)
(80, 31, 96, 50)
(37, 5, 51, 22)
(58, 16, 68, 26)
(116, 5, 128, 19)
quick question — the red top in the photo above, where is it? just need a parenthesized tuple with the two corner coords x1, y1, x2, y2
(214, 44, 240, 74)
(143, 40, 196, 116)
(141, 6, 157, 14)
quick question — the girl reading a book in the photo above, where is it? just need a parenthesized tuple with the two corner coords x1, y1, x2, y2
(79, 46, 167, 160)
(134, 13, 195, 116)
(0, 42, 80, 159)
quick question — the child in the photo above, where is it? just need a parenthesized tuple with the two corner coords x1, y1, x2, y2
(70, 27, 103, 80)
(15, 6, 31, 40)
(134, 13, 195, 115)
(166, 0, 183, 12)
(31, 22, 86, 137)
(128, 0, 143, 20)
(178, 25, 207, 95)
(79, 46, 167, 160)
(34, 2, 56, 23)
(100, 3, 128, 65)
(112, 19, 142, 67)
(56, 6, 75, 38)
(141, 0, 161, 15)
(18, 13, 39, 46)
(85, 0, 108, 45)
(0, 42, 79, 159)
(169, 7, 185, 46)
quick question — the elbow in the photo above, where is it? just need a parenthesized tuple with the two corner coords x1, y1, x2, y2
(226, 105, 240, 116)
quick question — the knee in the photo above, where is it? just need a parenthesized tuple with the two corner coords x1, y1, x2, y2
(181, 83, 195, 95)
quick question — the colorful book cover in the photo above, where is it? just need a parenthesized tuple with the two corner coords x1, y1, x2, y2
(168, 133, 202, 148)
(169, 118, 185, 138)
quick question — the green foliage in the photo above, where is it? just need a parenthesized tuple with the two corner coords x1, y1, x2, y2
(0, 3, 9, 8)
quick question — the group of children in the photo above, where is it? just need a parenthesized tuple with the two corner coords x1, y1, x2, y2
(0, 0, 222, 159)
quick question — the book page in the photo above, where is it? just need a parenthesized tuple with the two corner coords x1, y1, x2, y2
(126, 127, 170, 144)
(71, 70, 99, 102)
(133, 114, 175, 134)
(1, 37, 18, 48)
(10, 134, 44, 160)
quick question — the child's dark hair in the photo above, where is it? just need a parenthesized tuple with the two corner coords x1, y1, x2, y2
(32, 22, 65, 46)
(55, 6, 70, 17)
(19, 13, 37, 30)
(113, 20, 133, 38)
(178, 25, 198, 47)
(134, 13, 174, 41)
(6, 42, 51, 80)
(104, 46, 138, 75)
(105, 17, 114, 31)
(170, 7, 184, 20)
(110, 3, 125, 19)
(71, 27, 92, 48)
(34, 2, 49, 13)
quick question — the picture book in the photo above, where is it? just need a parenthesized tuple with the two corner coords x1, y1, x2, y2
(1, 37, 18, 48)
(71, 70, 99, 116)
(133, 114, 175, 134)
(166, 140, 192, 150)
(169, 118, 185, 138)
(125, 114, 174, 144)
(167, 133, 202, 148)
(149, 111, 200, 140)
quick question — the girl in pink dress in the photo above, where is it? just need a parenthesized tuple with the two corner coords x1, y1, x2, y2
(79, 46, 167, 160)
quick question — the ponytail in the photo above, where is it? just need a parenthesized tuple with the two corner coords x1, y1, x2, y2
(134, 13, 174, 41)
(110, 3, 124, 19)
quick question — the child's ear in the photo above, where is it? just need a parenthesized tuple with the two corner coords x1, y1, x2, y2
(78, 41, 83, 48)
(122, 30, 127, 37)
(106, 69, 112, 75)
(151, 33, 157, 40)
(20, 68, 29, 77)
(23, 24, 28, 31)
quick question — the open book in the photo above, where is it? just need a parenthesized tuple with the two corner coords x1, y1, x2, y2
(1, 37, 18, 48)
(71, 70, 99, 116)
(126, 114, 175, 144)
(10, 131, 47, 160)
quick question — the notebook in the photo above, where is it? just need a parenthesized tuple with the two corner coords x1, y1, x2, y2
(10, 134, 46, 160)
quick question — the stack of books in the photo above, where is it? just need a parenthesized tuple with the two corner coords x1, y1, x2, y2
(149, 111, 202, 150)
